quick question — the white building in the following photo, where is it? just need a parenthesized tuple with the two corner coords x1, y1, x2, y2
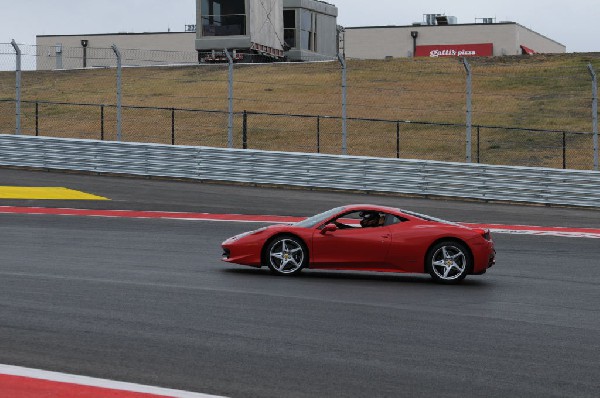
(342, 16, 565, 59)
(35, 10, 567, 70)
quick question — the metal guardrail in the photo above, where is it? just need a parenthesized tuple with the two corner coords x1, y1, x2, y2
(1, 134, 599, 208)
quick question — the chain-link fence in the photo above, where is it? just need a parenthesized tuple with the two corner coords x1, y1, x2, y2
(0, 43, 198, 71)
(469, 57, 594, 131)
(0, 43, 16, 72)
(1, 42, 598, 170)
(475, 126, 594, 169)
(1, 98, 595, 170)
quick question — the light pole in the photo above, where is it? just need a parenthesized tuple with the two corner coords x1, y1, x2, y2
(81, 39, 88, 68)
(410, 31, 419, 57)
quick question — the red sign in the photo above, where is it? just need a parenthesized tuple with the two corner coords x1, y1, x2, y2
(415, 43, 494, 58)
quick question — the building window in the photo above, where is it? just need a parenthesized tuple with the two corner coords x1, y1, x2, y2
(300, 10, 317, 51)
(284, 10, 296, 49)
(201, 0, 246, 37)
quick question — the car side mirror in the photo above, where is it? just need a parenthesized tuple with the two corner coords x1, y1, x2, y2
(320, 224, 338, 234)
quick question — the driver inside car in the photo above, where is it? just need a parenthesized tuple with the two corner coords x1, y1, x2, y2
(360, 211, 384, 228)
(331, 211, 385, 229)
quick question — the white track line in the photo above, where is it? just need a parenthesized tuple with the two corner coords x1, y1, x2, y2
(0, 364, 227, 398)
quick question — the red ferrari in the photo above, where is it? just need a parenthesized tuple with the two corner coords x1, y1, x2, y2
(221, 205, 496, 283)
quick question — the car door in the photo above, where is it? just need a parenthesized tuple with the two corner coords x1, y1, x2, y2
(311, 211, 392, 268)
(385, 216, 429, 273)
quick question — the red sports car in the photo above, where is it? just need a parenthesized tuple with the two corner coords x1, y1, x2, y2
(221, 205, 495, 283)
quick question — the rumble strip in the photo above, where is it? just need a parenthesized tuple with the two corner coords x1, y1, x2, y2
(0, 364, 225, 398)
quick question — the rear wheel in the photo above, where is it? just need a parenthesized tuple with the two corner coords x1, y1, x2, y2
(426, 241, 471, 284)
(265, 235, 307, 276)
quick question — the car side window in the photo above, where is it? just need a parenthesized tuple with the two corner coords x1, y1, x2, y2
(330, 211, 362, 229)
(385, 214, 406, 226)
(329, 210, 387, 229)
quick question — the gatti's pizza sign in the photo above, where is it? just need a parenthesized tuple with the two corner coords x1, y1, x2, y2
(415, 43, 494, 57)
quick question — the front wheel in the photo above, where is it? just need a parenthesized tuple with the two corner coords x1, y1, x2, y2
(426, 241, 471, 284)
(265, 235, 308, 276)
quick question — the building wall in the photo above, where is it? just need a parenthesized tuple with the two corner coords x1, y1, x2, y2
(316, 11, 339, 57)
(344, 27, 412, 59)
(37, 33, 195, 54)
(343, 23, 566, 59)
(250, 0, 284, 52)
(516, 25, 566, 54)
(36, 33, 196, 70)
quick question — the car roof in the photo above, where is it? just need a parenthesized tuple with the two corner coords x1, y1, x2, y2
(341, 204, 403, 214)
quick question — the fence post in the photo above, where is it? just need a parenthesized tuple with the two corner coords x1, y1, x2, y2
(171, 108, 176, 145)
(35, 102, 39, 136)
(224, 49, 234, 149)
(338, 53, 348, 155)
(111, 44, 122, 141)
(476, 125, 480, 163)
(463, 58, 473, 163)
(396, 122, 400, 158)
(589, 64, 598, 171)
(317, 116, 321, 153)
(100, 105, 105, 140)
(562, 132, 567, 169)
(242, 110, 248, 149)
(10, 40, 21, 135)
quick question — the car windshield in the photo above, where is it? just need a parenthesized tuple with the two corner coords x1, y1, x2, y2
(294, 206, 345, 228)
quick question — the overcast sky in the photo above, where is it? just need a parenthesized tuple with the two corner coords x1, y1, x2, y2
(1, 0, 598, 52)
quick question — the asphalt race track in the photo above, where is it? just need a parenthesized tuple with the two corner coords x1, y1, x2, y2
(1, 168, 599, 397)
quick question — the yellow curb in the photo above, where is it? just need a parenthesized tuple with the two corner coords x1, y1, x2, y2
(0, 187, 109, 200)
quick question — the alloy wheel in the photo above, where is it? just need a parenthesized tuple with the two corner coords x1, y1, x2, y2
(431, 245, 467, 281)
(269, 238, 305, 274)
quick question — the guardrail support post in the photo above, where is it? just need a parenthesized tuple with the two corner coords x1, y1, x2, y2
(589, 64, 598, 171)
(111, 44, 122, 141)
(338, 53, 348, 155)
(463, 58, 473, 163)
(224, 49, 234, 149)
(11, 40, 21, 135)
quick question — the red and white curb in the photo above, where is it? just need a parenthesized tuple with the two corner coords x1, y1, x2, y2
(0, 206, 299, 224)
(0, 364, 225, 398)
(1, 205, 599, 239)
(463, 222, 600, 239)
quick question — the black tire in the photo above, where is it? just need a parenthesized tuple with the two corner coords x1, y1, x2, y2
(426, 241, 471, 284)
(265, 235, 308, 276)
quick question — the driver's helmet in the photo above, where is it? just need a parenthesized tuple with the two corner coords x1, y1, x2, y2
(360, 211, 381, 227)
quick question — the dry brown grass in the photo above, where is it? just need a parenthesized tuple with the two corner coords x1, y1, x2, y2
(1, 53, 599, 169)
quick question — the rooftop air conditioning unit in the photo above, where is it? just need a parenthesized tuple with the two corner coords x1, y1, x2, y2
(435, 15, 449, 25)
(424, 14, 442, 25)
